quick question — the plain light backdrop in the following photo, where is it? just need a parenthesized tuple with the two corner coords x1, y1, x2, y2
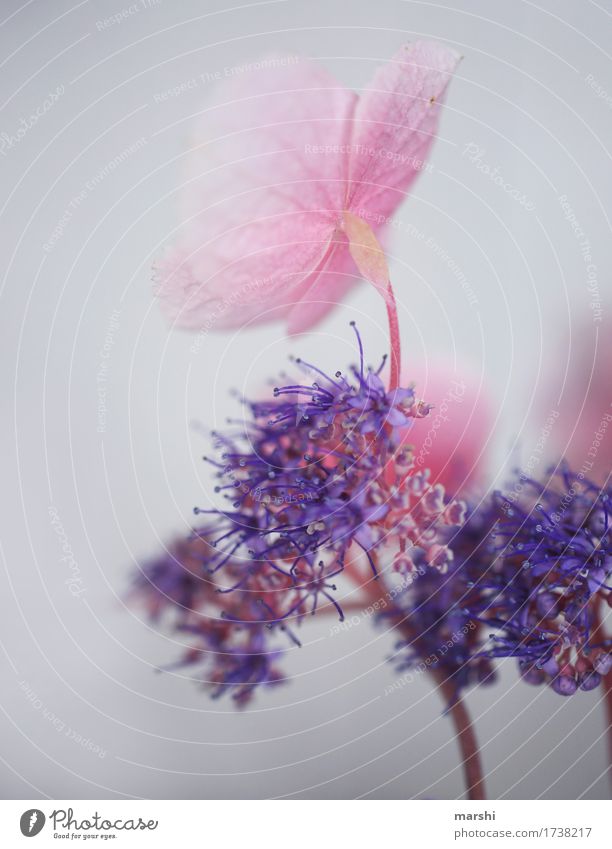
(1, 0, 611, 799)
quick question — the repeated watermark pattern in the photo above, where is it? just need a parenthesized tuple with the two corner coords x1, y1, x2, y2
(329, 568, 427, 637)
(462, 142, 536, 211)
(19, 680, 106, 758)
(504, 406, 611, 526)
(383, 621, 477, 694)
(585, 406, 612, 464)
(96, 309, 121, 434)
(43, 138, 148, 251)
(501, 408, 559, 514)
(355, 208, 479, 307)
(188, 274, 278, 354)
(95, 0, 163, 32)
(48, 506, 85, 597)
(558, 194, 602, 321)
(585, 73, 612, 110)
(0, 85, 65, 156)
(153, 56, 300, 103)
(413, 379, 467, 470)
(305, 143, 433, 172)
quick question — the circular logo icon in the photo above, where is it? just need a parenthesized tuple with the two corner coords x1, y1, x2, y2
(19, 810, 45, 837)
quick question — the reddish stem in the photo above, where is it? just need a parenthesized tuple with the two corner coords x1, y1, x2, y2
(340, 280, 485, 798)
(380, 278, 402, 487)
(433, 672, 487, 799)
(345, 556, 486, 800)
(593, 603, 612, 792)
(385, 279, 401, 391)
(604, 670, 612, 789)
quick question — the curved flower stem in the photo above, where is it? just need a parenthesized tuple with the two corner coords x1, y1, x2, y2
(604, 669, 612, 792)
(593, 603, 612, 792)
(381, 278, 402, 488)
(342, 554, 486, 800)
(395, 629, 485, 799)
(340, 212, 401, 390)
(432, 672, 486, 800)
(385, 280, 401, 392)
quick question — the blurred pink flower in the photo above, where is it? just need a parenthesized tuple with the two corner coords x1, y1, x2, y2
(543, 317, 612, 483)
(398, 359, 494, 496)
(155, 42, 460, 334)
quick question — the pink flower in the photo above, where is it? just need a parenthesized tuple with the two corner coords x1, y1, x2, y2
(155, 43, 460, 334)
(398, 359, 494, 495)
(539, 317, 612, 482)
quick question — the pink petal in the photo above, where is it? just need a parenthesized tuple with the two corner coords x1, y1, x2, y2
(537, 317, 612, 485)
(285, 240, 359, 334)
(155, 44, 460, 332)
(155, 55, 357, 330)
(342, 211, 390, 298)
(347, 41, 461, 221)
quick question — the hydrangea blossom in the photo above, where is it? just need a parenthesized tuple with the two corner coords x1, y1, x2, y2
(388, 505, 497, 697)
(397, 360, 493, 496)
(136, 533, 291, 705)
(387, 466, 612, 701)
(136, 328, 467, 704)
(470, 466, 612, 696)
(155, 43, 460, 335)
(536, 318, 612, 483)
(196, 327, 466, 598)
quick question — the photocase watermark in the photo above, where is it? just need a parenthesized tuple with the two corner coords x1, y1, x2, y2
(413, 379, 467, 469)
(49, 808, 158, 834)
(355, 207, 478, 307)
(19, 680, 107, 758)
(0, 84, 65, 156)
(585, 73, 612, 110)
(96, 308, 121, 434)
(558, 194, 602, 321)
(383, 620, 477, 694)
(95, 0, 162, 31)
(48, 506, 85, 597)
(20, 809, 45, 837)
(501, 408, 559, 513)
(153, 55, 300, 103)
(219, 473, 319, 507)
(43, 138, 148, 251)
(462, 142, 535, 212)
(252, 487, 316, 506)
(305, 142, 433, 172)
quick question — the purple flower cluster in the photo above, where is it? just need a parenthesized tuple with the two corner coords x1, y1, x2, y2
(387, 466, 612, 701)
(194, 325, 465, 598)
(388, 505, 497, 697)
(136, 529, 287, 706)
(135, 328, 467, 703)
(470, 467, 612, 696)
(136, 315, 612, 708)
(136, 532, 291, 705)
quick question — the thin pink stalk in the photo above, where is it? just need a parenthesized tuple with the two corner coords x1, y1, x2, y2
(385, 279, 401, 392)
(604, 670, 612, 792)
(342, 554, 486, 800)
(593, 604, 612, 794)
(432, 672, 486, 800)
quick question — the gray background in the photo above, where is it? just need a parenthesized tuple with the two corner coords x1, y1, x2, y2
(0, 0, 611, 799)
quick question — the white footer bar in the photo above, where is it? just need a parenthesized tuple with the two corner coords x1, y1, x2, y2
(1, 799, 610, 848)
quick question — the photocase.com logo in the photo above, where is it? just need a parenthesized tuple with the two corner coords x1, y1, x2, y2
(19, 809, 46, 837)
